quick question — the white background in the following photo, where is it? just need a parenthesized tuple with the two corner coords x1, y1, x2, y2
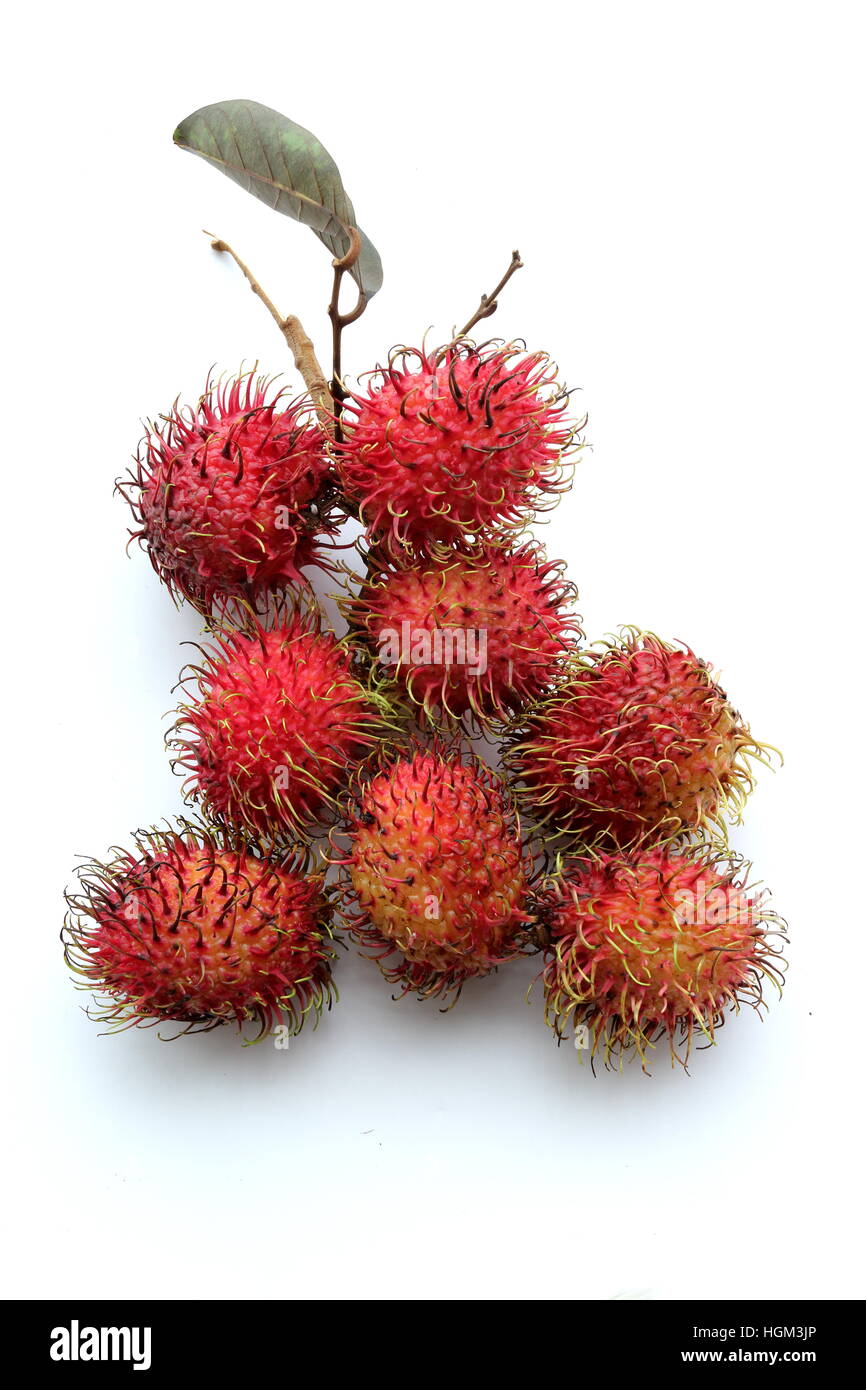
(3, 0, 863, 1301)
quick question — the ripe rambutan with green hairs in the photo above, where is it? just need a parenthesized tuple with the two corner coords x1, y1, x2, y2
(118, 369, 340, 615)
(341, 540, 582, 728)
(335, 745, 535, 1001)
(505, 628, 776, 847)
(62, 820, 336, 1037)
(169, 608, 394, 840)
(537, 843, 786, 1070)
(337, 340, 578, 553)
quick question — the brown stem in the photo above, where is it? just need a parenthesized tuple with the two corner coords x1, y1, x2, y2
(457, 249, 524, 339)
(328, 227, 367, 445)
(207, 233, 333, 433)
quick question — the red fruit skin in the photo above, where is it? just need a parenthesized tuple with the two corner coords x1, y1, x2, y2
(63, 825, 335, 1036)
(120, 372, 339, 614)
(344, 542, 582, 727)
(336, 747, 534, 1001)
(539, 845, 786, 1070)
(337, 342, 577, 553)
(506, 630, 772, 846)
(170, 614, 387, 840)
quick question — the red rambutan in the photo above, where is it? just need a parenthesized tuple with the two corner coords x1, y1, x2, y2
(342, 540, 582, 727)
(63, 821, 336, 1037)
(119, 370, 339, 613)
(337, 341, 578, 552)
(335, 745, 534, 1001)
(169, 610, 392, 840)
(538, 843, 786, 1070)
(505, 629, 775, 846)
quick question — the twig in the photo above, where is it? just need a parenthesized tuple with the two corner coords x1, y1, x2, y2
(457, 250, 524, 338)
(328, 227, 367, 444)
(206, 233, 333, 433)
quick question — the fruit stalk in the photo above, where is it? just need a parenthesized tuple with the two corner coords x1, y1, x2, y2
(208, 234, 333, 431)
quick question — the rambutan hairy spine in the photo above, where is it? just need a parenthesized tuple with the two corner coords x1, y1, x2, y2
(337, 339, 583, 554)
(505, 627, 779, 848)
(118, 368, 342, 616)
(168, 604, 400, 842)
(537, 842, 787, 1073)
(62, 819, 337, 1040)
(340, 538, 583, 731)
(332, 741, 538, 1004)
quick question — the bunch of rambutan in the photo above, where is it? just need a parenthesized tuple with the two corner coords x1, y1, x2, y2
(62, 101, 786, 1072)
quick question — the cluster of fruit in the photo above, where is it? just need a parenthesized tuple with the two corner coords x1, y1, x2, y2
(63, 331, 785, 1072)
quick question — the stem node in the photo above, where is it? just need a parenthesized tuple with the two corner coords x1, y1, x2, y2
(457, 250, 524, 339)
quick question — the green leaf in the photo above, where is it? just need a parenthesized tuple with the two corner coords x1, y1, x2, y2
(173, 99, 383, 299)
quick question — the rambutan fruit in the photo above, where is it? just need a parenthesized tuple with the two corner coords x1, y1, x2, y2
(505, 629, 776, 847)
(62, 821, 336, 1037)
(119, 370, 339, 614)
(537, 843, 786, 1070)
(342, 540, 582, 728)
(337, 341, 578, 553)
(169, 610, 393, 840)
(335, 745, 534, 1001)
